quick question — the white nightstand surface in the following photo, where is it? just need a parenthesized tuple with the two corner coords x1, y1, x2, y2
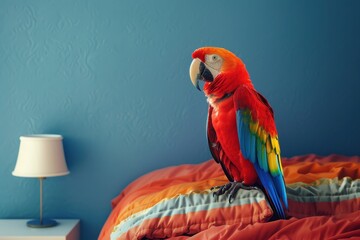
(0, 219, 80, 240)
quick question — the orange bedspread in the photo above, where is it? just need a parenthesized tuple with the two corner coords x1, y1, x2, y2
(99, 154, 360, 240)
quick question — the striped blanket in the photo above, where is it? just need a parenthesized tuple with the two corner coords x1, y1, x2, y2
(99, 154, 360, 240)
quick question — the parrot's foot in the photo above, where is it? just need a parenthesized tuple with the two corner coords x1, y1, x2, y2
(211, 182, 258, 203)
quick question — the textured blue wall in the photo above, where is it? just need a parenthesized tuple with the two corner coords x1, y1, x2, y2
(0, 0, 359, 239)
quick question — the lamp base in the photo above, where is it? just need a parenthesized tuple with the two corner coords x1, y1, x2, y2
(27, 219, 57, 228)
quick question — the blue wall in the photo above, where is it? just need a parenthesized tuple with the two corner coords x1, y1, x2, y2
(1, 0, 359, 239)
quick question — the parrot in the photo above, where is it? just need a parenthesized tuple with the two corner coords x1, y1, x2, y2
(189, 47, 288, 219)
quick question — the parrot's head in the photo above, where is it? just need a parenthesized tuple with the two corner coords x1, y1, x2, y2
(189, 47, 252, 101)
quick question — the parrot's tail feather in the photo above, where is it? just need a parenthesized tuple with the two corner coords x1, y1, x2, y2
(273, 175, 288, 209)
(254, 164, 286, 219)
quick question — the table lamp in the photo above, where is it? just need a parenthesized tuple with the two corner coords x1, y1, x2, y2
(12, 134, 69, 228)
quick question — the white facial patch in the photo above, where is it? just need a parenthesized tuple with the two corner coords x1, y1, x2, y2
(205, 54, 223, 79)
(205, 54, 223, 71)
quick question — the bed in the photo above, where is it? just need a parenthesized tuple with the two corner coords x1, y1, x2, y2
(99, 154, 360, 239)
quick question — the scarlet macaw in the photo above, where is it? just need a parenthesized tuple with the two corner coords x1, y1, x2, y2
(189, 47, 288, 219)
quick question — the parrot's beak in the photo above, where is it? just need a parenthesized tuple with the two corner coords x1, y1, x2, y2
(189, 58, 202, 91)
(189, 58, 220, 91)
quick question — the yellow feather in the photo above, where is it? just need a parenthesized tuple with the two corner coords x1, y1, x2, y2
(277, 154, 284, 174)
(277, 141, 281, 154)
(260, 128, 267, 143)
(266, 137, 272, 153)
(257, 126, 262, 137)
(268, 151, 278, 174)
(267, 136, 280, 155)
(250, 121, 259, 134)
(270, 137, 276, 148)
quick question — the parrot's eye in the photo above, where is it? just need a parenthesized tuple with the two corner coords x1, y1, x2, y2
(206, 54, 221, 63)
(205, 54, 223, 71)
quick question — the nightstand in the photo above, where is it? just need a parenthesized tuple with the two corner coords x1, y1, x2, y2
(0, 219, 80, 240)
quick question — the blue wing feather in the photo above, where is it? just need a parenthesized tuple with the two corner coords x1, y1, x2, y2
(236, 111, 243, 153)
(273, 156, 288, 208)
(236, 109, 287, 219)
(237, 111, 256, 163)
(244, 125, 251, 159)
(249, 133, 256, 163)
(257, 139, 267, 170)
(253, 164, 286, 219)
(262, 144, 268, 170)
(257, 140, 262, 167)
(273, 174, 288, 209)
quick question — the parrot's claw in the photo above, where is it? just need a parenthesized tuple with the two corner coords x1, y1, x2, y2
(212, 182, 258, 203)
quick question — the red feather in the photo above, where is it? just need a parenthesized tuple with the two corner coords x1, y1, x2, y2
(234, 86, 278, 136)
(208, 92, 258, 184)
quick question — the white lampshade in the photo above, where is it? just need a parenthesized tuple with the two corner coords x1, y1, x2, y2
(13, 134, 69, 178)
